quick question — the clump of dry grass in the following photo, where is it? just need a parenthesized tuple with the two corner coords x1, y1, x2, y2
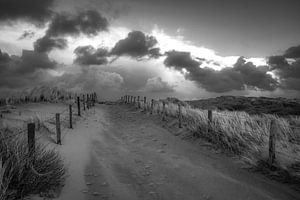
(0, 130, 65, 200)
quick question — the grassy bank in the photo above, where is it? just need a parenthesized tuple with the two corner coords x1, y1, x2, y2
(139, 100, 300, 185)
(0, 129, 65, 200)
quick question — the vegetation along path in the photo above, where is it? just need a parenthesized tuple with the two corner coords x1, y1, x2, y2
(56, 104, 300, 200)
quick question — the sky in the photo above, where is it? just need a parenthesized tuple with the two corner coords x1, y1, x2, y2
(0, 0, 300, 100)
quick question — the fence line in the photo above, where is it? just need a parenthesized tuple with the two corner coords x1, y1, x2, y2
(0, 92, 97, 166)
(120, 95, 300, 167)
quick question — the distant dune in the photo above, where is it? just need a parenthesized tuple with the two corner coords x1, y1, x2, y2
(186, 96, 300, 116)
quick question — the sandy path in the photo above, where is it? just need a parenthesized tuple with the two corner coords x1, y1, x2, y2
(56, 104, 300, 200)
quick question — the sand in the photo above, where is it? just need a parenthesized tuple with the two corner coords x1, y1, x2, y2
(2, 103, 300, 200)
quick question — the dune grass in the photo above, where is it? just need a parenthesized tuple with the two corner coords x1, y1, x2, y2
(138, 100, 300, 183)
(0, 130, 65, 200)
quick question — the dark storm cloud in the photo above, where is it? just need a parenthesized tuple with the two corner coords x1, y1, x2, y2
(268, 55, 300, 90)
(110, 31, 161, 59)
(0, 49, 11, 63)
(164, 51, 200, 71)
(268, 55, 289, 67)
(18, 30, 35, 40)
(46, 10, 109, 37)
(164, 51, 278, 92)
(268, 44, 300, 90)
(34, 36, 67, 53)
(19, 50, 57, 73)
(34, 10, 109, 53)
(283, 45, 300, 59)
(0, 49, 57, 88)
(74, 45, 108, 65)
(0, 0, 54, 25)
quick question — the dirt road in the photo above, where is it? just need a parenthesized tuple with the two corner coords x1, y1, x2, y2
(56, 104, 300, 200)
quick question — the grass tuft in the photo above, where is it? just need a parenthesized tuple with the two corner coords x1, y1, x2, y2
(0, 130, 65, 200)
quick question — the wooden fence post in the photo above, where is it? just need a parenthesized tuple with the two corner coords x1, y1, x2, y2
(178, 104, 182, 128)
(69, 104, 73, 129)
(56, 113, 61, 145)
(150, 99, 154, 114)
(87, 94, 89, 109)
(27, 123, 35, 158)
(144, 97, 147, 111)
(137, 96, 140, 108)
(269, 119, 276, 166)
(206, 110, 212, 134)
(162, 101, 166, 121)
(92, 93, 95, 106)
(90, 93, 92, 107)
(83, 94, 86, 111)
(77, 96, 81, 116)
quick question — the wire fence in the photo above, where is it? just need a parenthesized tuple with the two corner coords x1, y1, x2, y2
(121, 95, 300, 168)
(0, 94, 95, 146)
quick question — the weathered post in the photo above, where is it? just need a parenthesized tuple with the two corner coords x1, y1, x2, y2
(83, 94, 86, 111)
(92, 93, 95, 106)
(56, 113, 61, 145)
(269, 119, 276, 166)
(144, 97, 147, 111)
(27, 123, 35, 159)
(94, 92, 97, 104)
(206, 110, 212, 135)
(137, 96, 140, 109)
(162, 101, 166, 121)
(134, 96, 136, 104)
(77, 96, 81, 116)
(178, 104, 182, 128)
(69, 104, 73, 129)
(87, 94, 90, 109)
(150, 99, 154, 114)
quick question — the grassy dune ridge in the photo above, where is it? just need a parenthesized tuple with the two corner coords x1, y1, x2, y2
(138, 99, 300, 183)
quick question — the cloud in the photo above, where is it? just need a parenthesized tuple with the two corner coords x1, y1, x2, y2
(283, 45, 300, 59)
(164, 51, 278, 92)
(0, 0, 54, 25)
(268, 55, 300, 90)
(110, 31, 161, 59)
(142, 77, 174, 93)
(53, 67, 124, 99)
(46, 10, 108, 37)
(268, 55, 289, 67)
(34, 10, 109, 53)
(164, 50, 200, 71)
(0, 49, 57, 89)
(74, 45, 108, 65)
(34, 36, 67, 53)
(0, 49, 11, 64)
(268, 44, 300, 91)
(18, 30, 35, 40)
